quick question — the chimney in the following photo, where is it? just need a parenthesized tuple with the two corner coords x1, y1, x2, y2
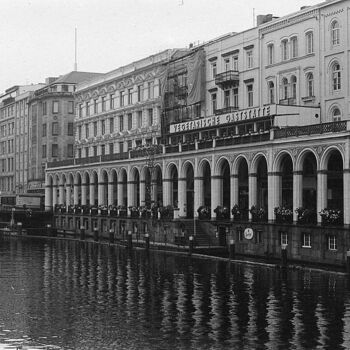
(257, 14, 275, 26)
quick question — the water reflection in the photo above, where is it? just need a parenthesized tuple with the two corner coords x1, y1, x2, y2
(0, 238, 349, 349)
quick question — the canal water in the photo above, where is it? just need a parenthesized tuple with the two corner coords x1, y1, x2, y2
(0, 238, 350, 350)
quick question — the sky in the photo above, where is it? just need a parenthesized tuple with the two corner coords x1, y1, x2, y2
(0, 0, 323, 93)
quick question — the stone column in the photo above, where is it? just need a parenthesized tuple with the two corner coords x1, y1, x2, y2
(58, 184, 64, 205)
(293, 171, 303, 222)
(140, 180, 146, 207)
(66, 185, 72, 209)
(317, 170, 327, 224)
(162, 179, 171, 207)
(151, 180, 157, 205)
(211, 176, 221, 218)
(89, 183, 95, 206)
(117, 181, 124, 207)
(230, 174, 239, 218)
(73, 184, 79, 205)
(194, 177, 203, 218)
(248, 173, 257, 220)
(81, 183, 87, 206)
(178, 178, 186, 217)
(344, 170, 350, 225)
(127, 181, 136, 208)
(52, 185, 58, 208)
(45, 184, 52, 210)
(98, 182, 105, 206)
(108, 182, 114, 207)
(268, 172, 280, 221)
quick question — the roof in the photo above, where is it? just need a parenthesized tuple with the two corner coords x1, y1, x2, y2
(52, 71, 102, 85)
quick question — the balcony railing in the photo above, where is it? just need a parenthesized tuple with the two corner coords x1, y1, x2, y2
(215, 70, 239, 87)
(274, 121, 347, 139)
(214, 106, 239, 115)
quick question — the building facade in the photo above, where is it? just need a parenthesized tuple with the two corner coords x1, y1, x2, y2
(46, 0, 350, 266)
(28, 72, 101, 194)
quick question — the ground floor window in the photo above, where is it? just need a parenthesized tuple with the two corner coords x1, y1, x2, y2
(280, 231, 288, 246)
(328, 235, 337, 251)
(302, 233, 311, 248)
(255, 230, 263, 244)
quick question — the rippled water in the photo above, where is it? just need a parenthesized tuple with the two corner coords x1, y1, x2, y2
(0, 238, 350, 349)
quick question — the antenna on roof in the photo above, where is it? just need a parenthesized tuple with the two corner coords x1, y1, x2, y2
(74, 27, 78, 71)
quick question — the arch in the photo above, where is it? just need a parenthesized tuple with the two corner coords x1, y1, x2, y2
(185, 162, 194, 218)
(168, 163, 178, 208)
(153, 165, 163, 206)
(218, 158, 230, 209)
(100, 169, 109, 205)
(199, 159, 211, 208)
(119, 168, 128, 207)
(109, 169, 118, 206)
(279, 153, 294, 208)
(330, 19, 340, 46)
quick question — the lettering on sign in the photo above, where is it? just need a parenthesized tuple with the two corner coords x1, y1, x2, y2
(169, 105, 276, 133)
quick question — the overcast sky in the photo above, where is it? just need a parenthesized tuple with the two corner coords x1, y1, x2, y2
(0, 0, 323, 93)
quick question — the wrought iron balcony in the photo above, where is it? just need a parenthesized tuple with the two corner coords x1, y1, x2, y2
(215, 70, 239, 87)
(214, 106, 239, 115)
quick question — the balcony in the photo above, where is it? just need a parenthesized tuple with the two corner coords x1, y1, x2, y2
(214, 106, 239, 115)
(215, 70, 239, 87)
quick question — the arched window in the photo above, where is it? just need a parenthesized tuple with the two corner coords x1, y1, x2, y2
(332, 62, 341, 91)
(291, 75, 297, 99)
(281, 39, 288, 61)
(306, 72, 314, 97)
(332, 107, 341, 121)
(331, 20, 340, 45)
(306, 31, 314, 54)
(290, 37, 298, 58)
(282, 78, 288, 100)
(268, 81, 275, 104)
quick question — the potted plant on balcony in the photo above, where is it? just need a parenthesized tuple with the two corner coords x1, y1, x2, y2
(197, 205, 211, 220)
(231, 204, 241, 221)
(214, 205, 230, 220)
(109, 205, 118, 217)
(295, 207, 316, 225)
(99, 205, 108, 216)
(90, 205, 98, 215)
(319, 208, 342, 226)
(250, 205, 267, 222)
(274, 206, 293, 223)
(129, 206, 139, 218)
(117, 205, 127, 217)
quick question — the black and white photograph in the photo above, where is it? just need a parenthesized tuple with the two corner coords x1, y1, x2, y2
(0, 0, 349, 349)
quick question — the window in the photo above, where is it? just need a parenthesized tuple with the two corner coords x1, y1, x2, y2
(85, 124, 89, 138)
(211, 62, 217, 78)
(119, 91, 124, 107)
(281, 39, 288, 61)
(332, 63, 341, 91)
(93, 121, 97, 136)
(42, 123, 47, 137)
(224, 58, 230, 72)
(119, 142, 124, 153)
(42, 144, 47, 158)
(101, 144, 105, 156)
(306, 73, 314, 97)
(78, 104, 82, 117)
(211, 93, 217, 114)
(101, 97, 106, 112)
(93, 146, 97, 156)
(78, 125, 82, 139)
(62, 85, 69, 92)
(291, 75, 297, 99)
(109, 117, 114, 134)
(42, 102, 47, 116)
(268, 81, 275, 104)
(127, 113, 132, 130)
(302, 233, 311, 248)
(247, 50, 253, 68)
(233, 88, 238, 108)
(67, 122, 74, 136)
(85, 102, 89, 116)
(233, 56, 238, 71)
(147, 82, 154, 99)
(224, 90, 230, 108)
(84, 147, 89, 157)
(328, 235, 337, 250)
(281, 232, 288, 246)
(137, 85, 143, 102)
(109, 94, 114, 110)
(52, 122, 59, 136)
(282, 78, 288, 100)
(101, 120, 105, 135)
(78, 148, 82, 158)
(137, 111, 142, 128)
(52, 101, 59, 113)
(306, 31, 314, 54)
(128, 88, 133, 105)
(247, 84, 253, 107)
(267, 44, 274, 65)
(68, 101, 74, 114)
(331, 20, 340, 46)
(332, 107, 341, 121)
(290, 37, 298, 58)
(148, 108, 153, 126)
(67, 144, 73, 158)
(52, 144, 58, 157)
(127, 140, 132, 150)
(94, 100, 98, 114)
(119, 115, 124, 131)
(109, 143, 114, 154)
